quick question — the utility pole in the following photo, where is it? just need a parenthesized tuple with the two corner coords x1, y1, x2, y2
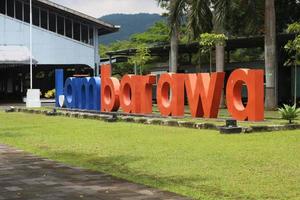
(26, 0, 41, 108)
(30, 0, 32, 89)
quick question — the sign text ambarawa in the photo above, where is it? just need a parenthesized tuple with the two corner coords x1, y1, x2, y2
(57, 64, 264, 121)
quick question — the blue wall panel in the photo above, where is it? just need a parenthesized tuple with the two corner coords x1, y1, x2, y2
(0, 14, 95, 67)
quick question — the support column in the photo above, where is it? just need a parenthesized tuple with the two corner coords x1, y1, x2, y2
(94, 27, 100, 76)
(216, 45, 225, 108)
(169, 24, 178, 73)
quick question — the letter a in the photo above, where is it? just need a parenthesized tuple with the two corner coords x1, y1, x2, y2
(226, 69, 264, 121)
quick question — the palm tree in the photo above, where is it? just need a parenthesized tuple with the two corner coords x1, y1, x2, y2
(157, 0, 185, 73)
(158, 0, 278, 110)
(264, 0, 277, 110)
(158, 0, 235, 107)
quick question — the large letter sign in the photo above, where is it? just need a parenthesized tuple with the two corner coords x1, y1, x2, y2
(63, 77, 101, 111)
(78, 78, 89, 110)
(138, 75, 156, 114)
(226, 69, 264, 121)
(56, 65, 265, 121)
(64, 77, 77, 108)
(55, 69, 64, 107)
(157, 74, 186, 117)
(87, 77, 101, 111)
(119, 75, 156, 114)
(185, 73, 225, 118)
(101, 64, 120, 112)
(120, 75, 139, 113)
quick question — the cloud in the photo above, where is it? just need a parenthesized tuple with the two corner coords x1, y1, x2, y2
(51, 0, 165, 18)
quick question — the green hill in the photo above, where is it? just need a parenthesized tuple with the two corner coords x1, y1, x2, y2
(99, 13, 164, 44)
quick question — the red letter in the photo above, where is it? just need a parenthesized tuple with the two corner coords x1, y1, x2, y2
(157, 73, 185, 117)
(185, 73, 225, 118)
(226, 69, 264, 121)
(139, 75, 156, 114)
(101, 64, 120, 112)
(120, 75, 156, 114)
(120, 75, 137, 113)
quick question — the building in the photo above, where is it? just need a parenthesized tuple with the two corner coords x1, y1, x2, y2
(0, 0, 118, 102)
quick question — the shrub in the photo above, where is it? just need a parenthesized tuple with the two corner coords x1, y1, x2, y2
(278, 104, 300, 124)
(44, 89, 56, 99)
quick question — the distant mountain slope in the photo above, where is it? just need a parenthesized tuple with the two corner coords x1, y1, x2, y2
(99, 13, 164, 44)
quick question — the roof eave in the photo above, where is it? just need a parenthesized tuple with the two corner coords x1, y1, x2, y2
(36, 0, 118, 34)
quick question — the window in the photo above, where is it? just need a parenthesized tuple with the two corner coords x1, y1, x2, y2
(7, 0, 15, 18)
(49, 12, 56, 32)
(24, 3, 29, 23)
(32, 6, 39, 26)
(57, 15, 64, 35)
(73, 22, 80, 41)
(15, 0, 23, 21)
(40, 9, 48, 29)
(0, 0, 5, 14)
(89, 27, 94, 45)
(81, 24, 88, 44)
(65, 18, 72, 38)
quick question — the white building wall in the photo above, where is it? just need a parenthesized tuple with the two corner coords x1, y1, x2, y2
(0, 14, 95, 67)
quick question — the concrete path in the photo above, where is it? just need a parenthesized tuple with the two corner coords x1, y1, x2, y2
(0, 144, 189, 200)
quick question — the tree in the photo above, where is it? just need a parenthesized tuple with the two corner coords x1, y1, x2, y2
(163, 0, 279, 110)
(285, 22, 300, 105)
(157, 0, 184, 72)
(99, 40, 137, 77)
(199, 33, 228, 73)
(99, 21, 176, 77)
(276, 0, 300, 33)
(264, 0, 277, 110)
(128, 44, 152, 75)
(131, 21, 169, 45)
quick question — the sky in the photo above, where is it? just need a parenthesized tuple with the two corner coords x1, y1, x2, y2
(51, 0, 165, 18)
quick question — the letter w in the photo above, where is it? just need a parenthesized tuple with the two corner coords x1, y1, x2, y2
(185, 73, 225, 118)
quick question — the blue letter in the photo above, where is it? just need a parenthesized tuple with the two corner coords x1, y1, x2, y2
(87, 77, 101, 111)
(55, 69, 64, 107)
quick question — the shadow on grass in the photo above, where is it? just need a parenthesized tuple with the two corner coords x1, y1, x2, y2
(45, 149, 255, 200)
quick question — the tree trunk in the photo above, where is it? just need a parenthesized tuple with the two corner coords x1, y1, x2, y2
(294, 63, 297, 105)
(216, 45, 225, 108)
(169, 24, 178, 73)
(196, 51, 201, 72)
(264, 0, 277, 110)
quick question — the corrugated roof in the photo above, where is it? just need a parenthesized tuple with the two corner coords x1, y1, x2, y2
(36, 0, 119, 35)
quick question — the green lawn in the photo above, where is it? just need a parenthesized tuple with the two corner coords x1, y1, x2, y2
(0, 112, 299, 200)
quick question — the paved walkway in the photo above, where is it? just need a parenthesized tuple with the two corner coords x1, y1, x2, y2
(0, 144, 189, 200)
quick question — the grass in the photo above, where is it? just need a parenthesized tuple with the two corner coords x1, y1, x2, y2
(0, 112, 300, 200)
